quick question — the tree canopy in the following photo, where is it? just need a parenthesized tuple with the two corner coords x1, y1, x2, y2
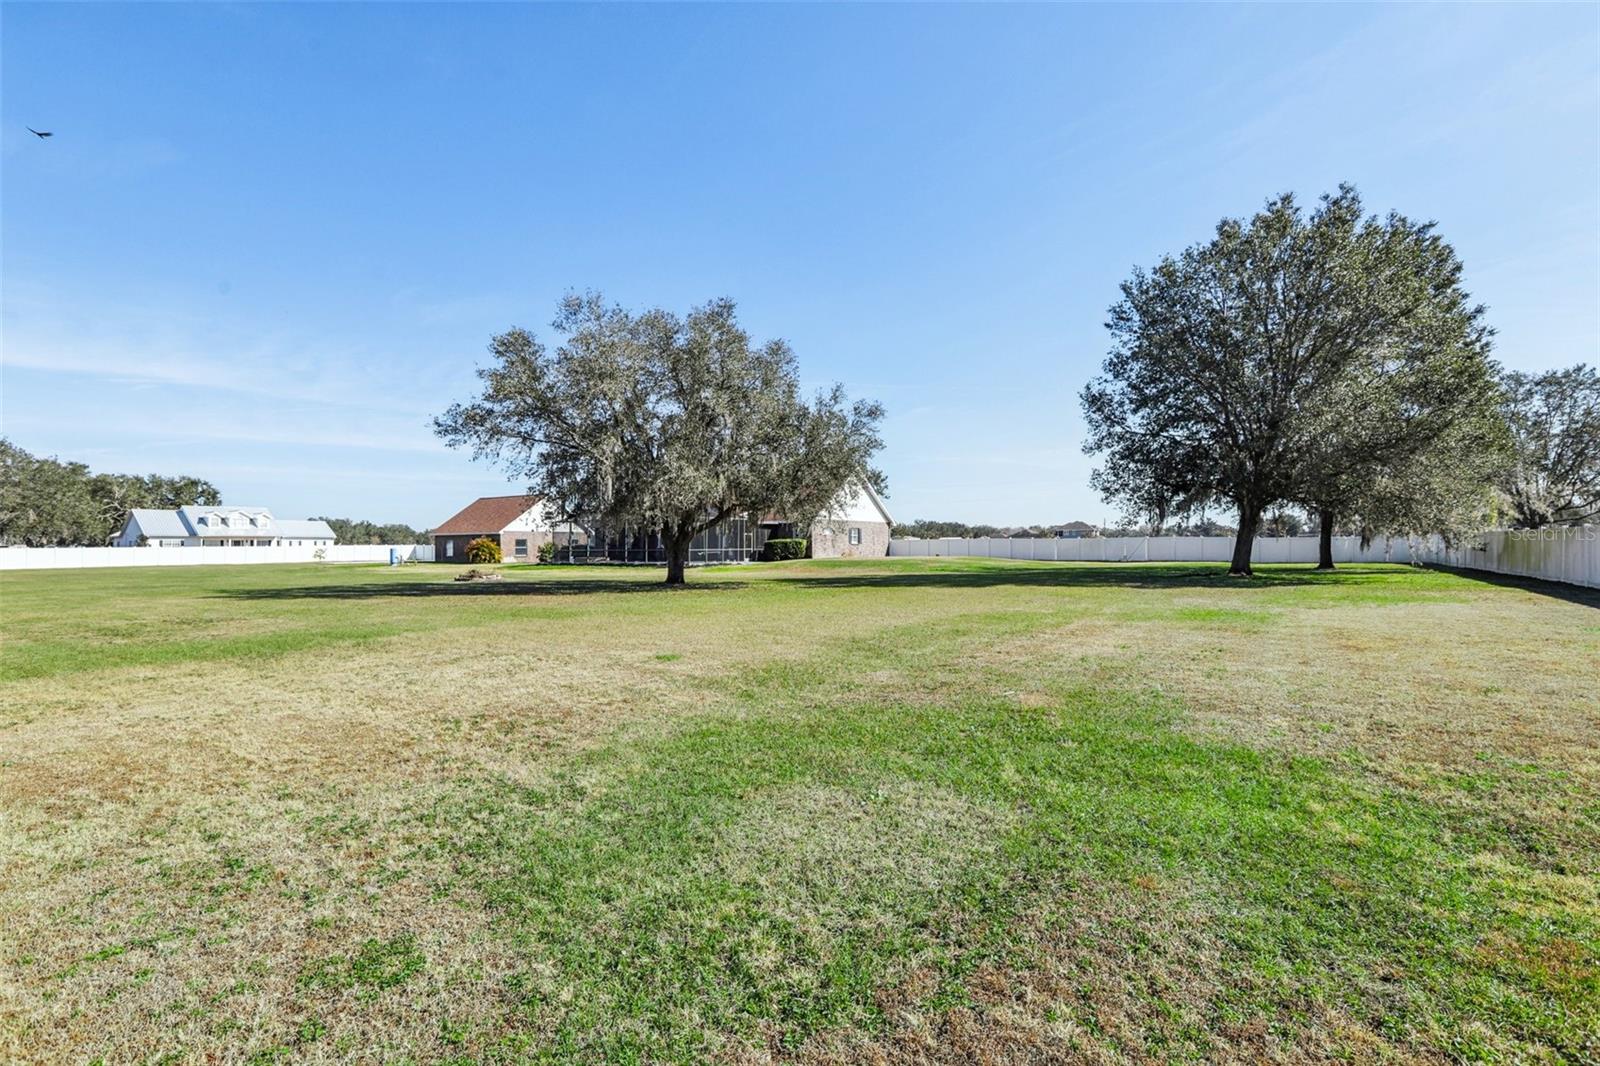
(1289, 289, 1508, 565)
(435, 293, 885, 583)
(1499, 364, 1600, 528)
(0, 439, 222, 547)
(1081, 185, 1506, 574)
(313, 517, 430, 545)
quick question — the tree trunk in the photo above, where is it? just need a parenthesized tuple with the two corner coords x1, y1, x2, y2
(664, 531, 689, 586)
(1316, 507, 1336, 570)
(1229, 505, 1260, 577)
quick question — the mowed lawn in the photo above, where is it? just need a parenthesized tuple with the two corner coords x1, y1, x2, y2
(1, 559, 1596, 1064)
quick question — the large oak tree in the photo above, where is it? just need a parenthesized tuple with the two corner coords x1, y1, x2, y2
(435, 293, 885, 584)
(1082, 185, 1495, 575)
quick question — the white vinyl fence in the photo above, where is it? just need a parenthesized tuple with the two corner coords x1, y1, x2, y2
(1410, 526, 1598, 590)
(890, 535, 1412, 565)
(890, 528, 1600, 590)
(0, 543, 435, 571)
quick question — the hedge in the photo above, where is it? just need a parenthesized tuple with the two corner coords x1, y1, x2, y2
(761, 538, 809, 561)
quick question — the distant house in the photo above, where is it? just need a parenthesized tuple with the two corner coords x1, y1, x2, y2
(431, 495, 562, 562)
(113, 507, 335, 547)
(1051, 521, 1099, 539)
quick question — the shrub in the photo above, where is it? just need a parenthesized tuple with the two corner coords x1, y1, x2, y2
(762, 537, 809, 561)
(537, 541, 557, 564)
(465, 537, 502, 564)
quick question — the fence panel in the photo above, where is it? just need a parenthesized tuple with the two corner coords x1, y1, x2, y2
(7, 531, 1592, 587)
(0, 543, 434, 571)
(1412, 527, 1597, 589)
(887, 530, 1596, 590)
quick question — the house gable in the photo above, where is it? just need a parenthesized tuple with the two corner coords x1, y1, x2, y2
(818, 479, 893, 527)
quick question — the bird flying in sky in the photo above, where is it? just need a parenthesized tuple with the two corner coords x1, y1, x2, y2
(27, 127, 53, 139)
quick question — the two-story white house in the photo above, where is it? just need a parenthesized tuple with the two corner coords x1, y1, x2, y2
(113, 507, 336, 548)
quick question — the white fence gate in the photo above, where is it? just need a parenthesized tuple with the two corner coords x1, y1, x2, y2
(889, 528, 1599, 590)
(0, 543, 435, 571)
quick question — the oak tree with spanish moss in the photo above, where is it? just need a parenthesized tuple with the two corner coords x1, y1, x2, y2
(435, 293, 885, 584)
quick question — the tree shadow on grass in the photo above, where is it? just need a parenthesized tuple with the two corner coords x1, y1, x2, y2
(218, 562, 1380, 602)
(218, 577, 748, 600)
(1415, 564, 1600, 610)
(782, 562, 1600, 607)
(807, 560, 1405, 588)
(212, 561, 1598, 609)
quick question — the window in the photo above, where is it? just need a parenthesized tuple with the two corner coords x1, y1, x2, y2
(514, 538, 528, 556)
(445, 539, 455, 558)
(849, 527, 862, 546)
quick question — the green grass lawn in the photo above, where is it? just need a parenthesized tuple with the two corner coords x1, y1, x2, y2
(1, 558, 1596, 1063)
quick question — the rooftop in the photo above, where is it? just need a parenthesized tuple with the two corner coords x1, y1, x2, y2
(433, 495, 543, 536)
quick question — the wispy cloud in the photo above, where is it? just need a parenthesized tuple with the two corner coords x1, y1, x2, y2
(391, 287, 522, 329)
(162, 461, 482, 485)
(1, 381, 444, 456)
(1, 283, 438, 416)
(1, 343, 429, 415)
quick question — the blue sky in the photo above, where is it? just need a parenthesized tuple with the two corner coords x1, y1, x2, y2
(3, 3, 1596, 529)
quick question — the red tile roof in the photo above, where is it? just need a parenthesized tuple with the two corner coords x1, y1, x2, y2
(432, 494, 541, 536)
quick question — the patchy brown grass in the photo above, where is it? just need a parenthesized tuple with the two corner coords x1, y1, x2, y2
(1, 559, 1595, 1062)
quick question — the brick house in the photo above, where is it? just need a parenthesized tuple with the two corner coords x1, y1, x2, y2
(808, 480, 893, 558)
(431, 495, 562, 562)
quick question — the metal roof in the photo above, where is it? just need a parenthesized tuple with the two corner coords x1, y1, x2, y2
(275, 519, 335, 539)
(126, 509, 192, 538)
(125, 508, 334, 541)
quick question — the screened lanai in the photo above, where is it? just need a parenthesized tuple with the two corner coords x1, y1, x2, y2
(554, 514, 797, 564)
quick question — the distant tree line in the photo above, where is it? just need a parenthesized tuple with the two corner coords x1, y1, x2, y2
(312, 517, 431, 545)
(0, 440, 432, 548)
(891, 519, 1006, 539)
(0, 438, 222, 547)
(1081, 185, 1599, 575)
(1100, 516, 1245, 538)
(894, 517, 1257, 538)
